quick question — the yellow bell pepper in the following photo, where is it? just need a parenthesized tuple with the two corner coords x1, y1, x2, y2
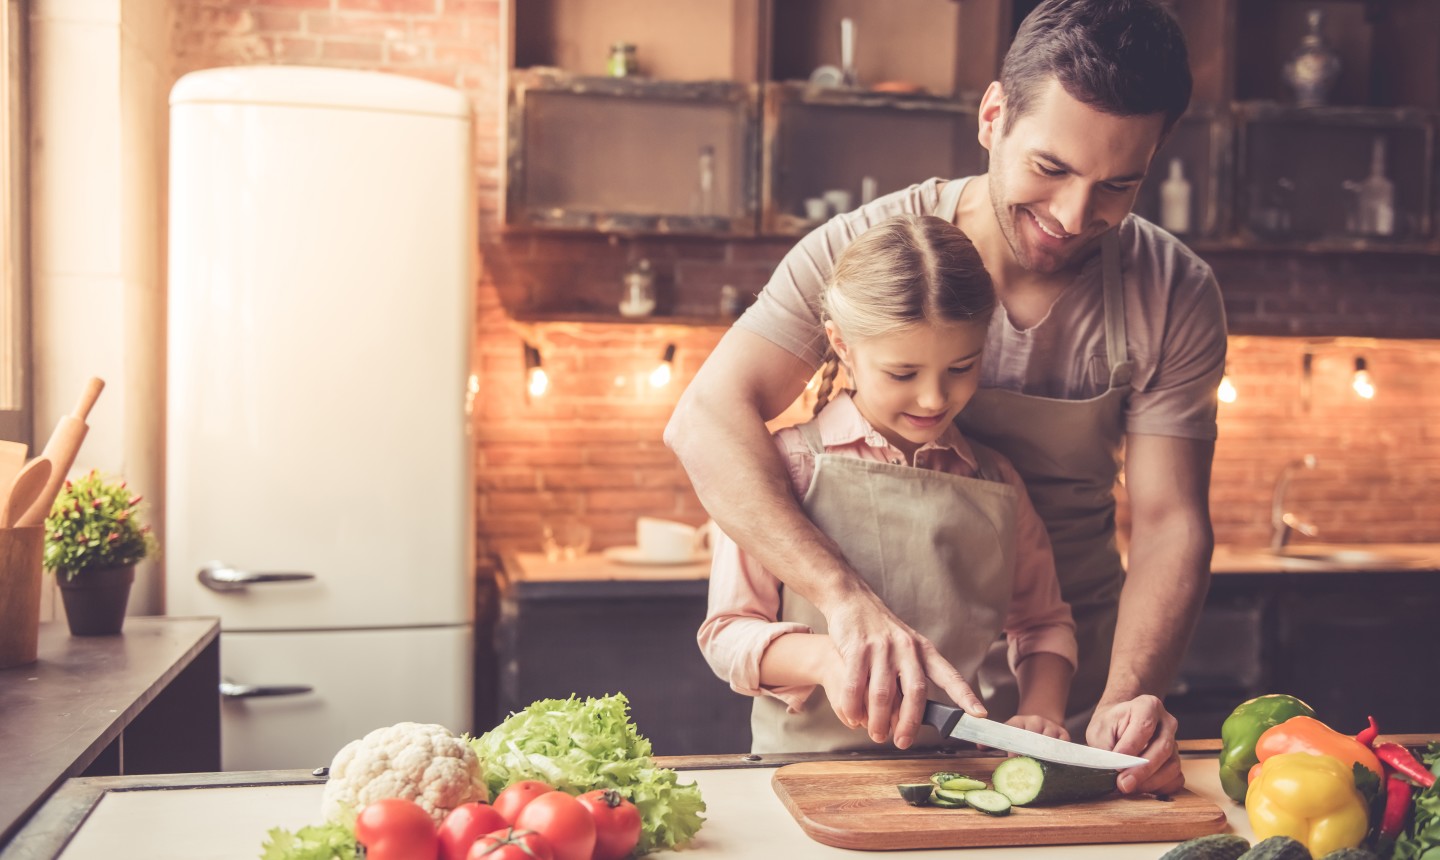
(1246, 752, 1370, 859)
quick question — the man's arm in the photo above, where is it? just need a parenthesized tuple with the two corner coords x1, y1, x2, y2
(665, 327, 985, 747)
(1087, 432, 1215, 794)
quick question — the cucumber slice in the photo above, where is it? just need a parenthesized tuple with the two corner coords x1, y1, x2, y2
(940, 776, 987, 793)
(933, 788, 970, 804)
(896, 783, 933, 806)
(929, 771, 963, 786)
(929, 792, 967, 809)
(990, 756, 1118, 806)
(964, 789, 1013, 816)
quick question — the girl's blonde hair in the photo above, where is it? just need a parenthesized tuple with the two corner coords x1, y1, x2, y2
(814, 214, 996, 416)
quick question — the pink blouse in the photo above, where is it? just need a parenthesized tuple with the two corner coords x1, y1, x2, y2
(697, 392, 1078, 711)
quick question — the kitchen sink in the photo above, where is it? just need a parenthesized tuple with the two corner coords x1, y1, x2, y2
(1213, 543, 1440, 572)
(1268, 545, 1437, 571)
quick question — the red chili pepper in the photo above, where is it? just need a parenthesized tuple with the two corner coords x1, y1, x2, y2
(1375, 742, 1438, 788)
(1381, 774, 1415, 840)
(1355, 715, 1380, 748)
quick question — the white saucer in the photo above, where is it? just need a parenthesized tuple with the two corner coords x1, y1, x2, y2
(603, 546, 710, 567)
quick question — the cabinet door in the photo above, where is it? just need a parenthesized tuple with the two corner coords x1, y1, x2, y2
(497, 591, 752, 755)
(1275, 573, 1440, 733)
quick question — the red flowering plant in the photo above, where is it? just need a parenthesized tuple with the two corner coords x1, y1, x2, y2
(43, 470, 157, 581)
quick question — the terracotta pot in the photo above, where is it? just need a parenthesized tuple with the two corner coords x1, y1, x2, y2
(57, 564, 135, 636)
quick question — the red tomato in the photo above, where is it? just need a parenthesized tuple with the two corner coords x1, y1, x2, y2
(466, 828, 553, 860)
(576, 790, 641, 860)
(514, 791, 596, 860)
(439, 803, 509, 860)
(493, 780, 555, 825)
(354, 798, 439, 860)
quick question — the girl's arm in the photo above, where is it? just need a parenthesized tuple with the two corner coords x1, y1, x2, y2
(1013, 652, 1074, 736)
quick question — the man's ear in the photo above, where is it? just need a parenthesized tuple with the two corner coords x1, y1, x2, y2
(978, 81, 1004, 152)
(823, 320, 850, 365)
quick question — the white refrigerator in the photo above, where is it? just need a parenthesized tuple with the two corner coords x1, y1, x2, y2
(165, 66, 475, 771)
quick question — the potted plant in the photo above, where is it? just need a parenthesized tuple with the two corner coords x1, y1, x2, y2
(44, 470, 156, 636)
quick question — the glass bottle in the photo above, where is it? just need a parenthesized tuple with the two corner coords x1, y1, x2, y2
(1283, 9, 1341, 107)
(1159, 158, 1192, 235)
(694, 145, 715, 217)
(1356, 136, 1395, 237)
(619, 258, 656, 317)
(607, 43, 638, 78)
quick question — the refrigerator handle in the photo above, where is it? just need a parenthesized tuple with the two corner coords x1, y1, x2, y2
(198, 563, 316, 592)
(220, 681, 315, 699)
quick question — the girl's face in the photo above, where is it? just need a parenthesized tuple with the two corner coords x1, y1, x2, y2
(825, 319, 987, 458)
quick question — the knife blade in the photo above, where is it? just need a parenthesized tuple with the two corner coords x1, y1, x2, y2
(922, 700, 1148, 770)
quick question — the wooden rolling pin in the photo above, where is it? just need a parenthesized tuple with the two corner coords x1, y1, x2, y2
(15, 377, 104, 527)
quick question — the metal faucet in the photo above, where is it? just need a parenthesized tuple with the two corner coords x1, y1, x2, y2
(1270, 455, 1319, 552)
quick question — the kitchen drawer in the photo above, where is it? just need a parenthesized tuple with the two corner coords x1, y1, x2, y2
(219, 626, 472, 771)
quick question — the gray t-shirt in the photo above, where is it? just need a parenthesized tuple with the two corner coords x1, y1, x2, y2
(736, 176, 1227, 441)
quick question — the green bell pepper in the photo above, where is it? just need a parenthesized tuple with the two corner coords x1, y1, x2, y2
(1218, 693, 1316, 803)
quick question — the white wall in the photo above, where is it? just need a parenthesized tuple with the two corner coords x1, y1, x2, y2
(28, 0, 169, 616)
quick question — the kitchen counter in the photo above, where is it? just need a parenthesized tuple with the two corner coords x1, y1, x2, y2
(8, 738, 1436, 859)
(0, 617, 220, 848)
(1210, 542, 1440, 574)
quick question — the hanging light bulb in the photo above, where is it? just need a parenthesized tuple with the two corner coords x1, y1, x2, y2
(524, 343, 548, 398)
(1352, 356, 1374, 399)
(649, 343, 676, 388)
(1217, 365, 1237, 404)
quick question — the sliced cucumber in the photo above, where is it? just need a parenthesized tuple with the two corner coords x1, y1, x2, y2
(990, 756, 1118, 806)
(933, 788, 970, 805)
(929, 792, 967, 809)
(964, 789, 1013, 816)
(939, 776, 988, 792)
(896, 783, 933, 806)
(929, 771, 963, 787)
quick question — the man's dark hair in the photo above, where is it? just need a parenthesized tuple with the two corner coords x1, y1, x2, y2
(1000, 0, 1192, 135)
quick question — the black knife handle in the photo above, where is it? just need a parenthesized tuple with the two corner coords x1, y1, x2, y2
(922, 700, 962, 735)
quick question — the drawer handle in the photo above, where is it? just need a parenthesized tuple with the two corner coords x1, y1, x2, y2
(199, 563, 315, 592)
(219, 681, 315, 699)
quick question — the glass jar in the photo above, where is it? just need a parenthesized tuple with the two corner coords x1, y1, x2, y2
(619, 258, 655, 317)
(607, 43, 638, 78)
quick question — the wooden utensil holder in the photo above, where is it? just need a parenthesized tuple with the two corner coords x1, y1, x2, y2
(0, 526, 45, 668)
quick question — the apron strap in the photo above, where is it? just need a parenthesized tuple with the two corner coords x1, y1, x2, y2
(1100, 231, 1132, 388)
(796, 418, 827, 457)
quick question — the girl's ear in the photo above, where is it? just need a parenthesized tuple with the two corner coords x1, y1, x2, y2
(823, 320, 851, 365)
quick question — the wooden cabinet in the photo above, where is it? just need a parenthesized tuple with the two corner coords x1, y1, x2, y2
(500, 0, 1440, 288)
(1169, 570, 1440, 739)
(493, 554, 752, 756)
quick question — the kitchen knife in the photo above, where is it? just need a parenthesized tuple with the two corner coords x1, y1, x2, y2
(922, 700, 1148, 770)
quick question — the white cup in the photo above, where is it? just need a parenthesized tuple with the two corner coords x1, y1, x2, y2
(822, 189, 853, 215)
(636, 517, 710, 562)
(803, 197, 830, 222)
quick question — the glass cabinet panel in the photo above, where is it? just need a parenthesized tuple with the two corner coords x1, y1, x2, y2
(761, 83, 985, 235)
(508, 72, 758, 235)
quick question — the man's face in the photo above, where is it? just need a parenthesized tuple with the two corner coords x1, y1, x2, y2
(980, 78, 1166, 275)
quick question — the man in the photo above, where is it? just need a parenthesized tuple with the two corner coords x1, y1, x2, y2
(666, 0, 1223, 795)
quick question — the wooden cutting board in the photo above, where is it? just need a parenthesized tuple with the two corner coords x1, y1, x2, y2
(772, 757, 1228, 851)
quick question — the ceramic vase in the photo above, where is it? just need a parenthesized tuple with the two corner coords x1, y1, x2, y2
(1284, 8, 1341, 107)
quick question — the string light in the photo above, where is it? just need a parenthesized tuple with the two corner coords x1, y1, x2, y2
(1352, 356, 1375, 399)
(523, 342, 548, 398)
(1217, 364, 1237, 404)
(649, 343, 676, 388)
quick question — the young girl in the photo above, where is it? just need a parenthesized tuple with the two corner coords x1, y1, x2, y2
(697, 214, 1077, 754)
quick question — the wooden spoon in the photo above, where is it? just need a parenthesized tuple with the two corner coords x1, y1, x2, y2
(2, 457, 52, 529)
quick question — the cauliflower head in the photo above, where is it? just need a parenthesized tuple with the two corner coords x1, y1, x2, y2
(321, 721, 487, 824)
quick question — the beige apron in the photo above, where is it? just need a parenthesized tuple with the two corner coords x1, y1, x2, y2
(938, 179, 1132, 729)
(750, 419, 1019, 754)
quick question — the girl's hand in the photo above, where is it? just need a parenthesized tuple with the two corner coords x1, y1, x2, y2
(1006, 713, 1069, 741)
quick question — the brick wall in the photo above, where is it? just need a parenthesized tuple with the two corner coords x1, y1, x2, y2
(173, 1, 1440, 576)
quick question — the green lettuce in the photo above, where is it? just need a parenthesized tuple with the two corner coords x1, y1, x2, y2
(470, 693, 705, 854)
(1392, 742, 1440, 860)
(258, 820, 357, 860)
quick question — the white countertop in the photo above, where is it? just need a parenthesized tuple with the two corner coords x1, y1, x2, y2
(43, 757, 1250, 860)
